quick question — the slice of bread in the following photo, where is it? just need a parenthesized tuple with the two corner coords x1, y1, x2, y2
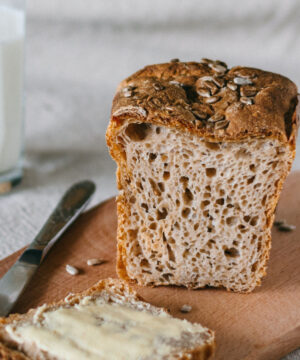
(0, 278, 215, 359)
(106, 59, 299, 293)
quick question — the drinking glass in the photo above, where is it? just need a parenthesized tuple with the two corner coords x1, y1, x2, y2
(0, 0, 25, 193)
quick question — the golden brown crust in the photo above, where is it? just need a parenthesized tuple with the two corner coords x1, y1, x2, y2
(244, 105, 299, 292)
(108, 59, 298, 144)
(0, 342, 29, 360)
(252, 100, 300, 291)
(183, 340, 216, 360)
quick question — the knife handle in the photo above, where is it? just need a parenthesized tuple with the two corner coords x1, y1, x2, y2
(26, 180, 96, 255)
(0, 181, 95, 317)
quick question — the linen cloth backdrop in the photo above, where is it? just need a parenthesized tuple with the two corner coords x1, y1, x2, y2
(0, 1, 299, 358)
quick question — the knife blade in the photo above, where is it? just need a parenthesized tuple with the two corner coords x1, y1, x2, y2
(0, 180, 96, 317)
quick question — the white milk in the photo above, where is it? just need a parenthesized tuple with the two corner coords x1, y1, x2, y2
(0, 5, 24, 174)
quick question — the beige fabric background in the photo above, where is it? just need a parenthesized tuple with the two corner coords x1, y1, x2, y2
(0, 0, 299, 357)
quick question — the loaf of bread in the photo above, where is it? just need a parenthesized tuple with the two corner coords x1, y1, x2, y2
(106, 59, 299, 293)
(0, 278, 215, 359)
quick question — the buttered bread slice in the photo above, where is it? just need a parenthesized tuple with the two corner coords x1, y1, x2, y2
(0, 278, 215, 360)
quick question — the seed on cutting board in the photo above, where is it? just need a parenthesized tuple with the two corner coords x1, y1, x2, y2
(273, 219, 295, 231)
(180, 304, 192, 313)
(274, 220, 286, 227)
(87, 258, 106, 266)
(278, 224, 296, 232)
(66, 264, 79, 275)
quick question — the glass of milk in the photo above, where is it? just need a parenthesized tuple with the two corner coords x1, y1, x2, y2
(0, 0, 25, 193)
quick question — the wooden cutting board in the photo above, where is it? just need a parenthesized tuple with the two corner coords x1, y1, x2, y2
(1, 172, 300, 360)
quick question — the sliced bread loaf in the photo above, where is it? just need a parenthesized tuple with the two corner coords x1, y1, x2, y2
(106, 59, 299, 292)
(0, 278, 215, 359)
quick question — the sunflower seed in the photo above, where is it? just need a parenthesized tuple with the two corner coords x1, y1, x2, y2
(194, 119, 203, 128)
(66, 264, 79, 275)
(215, 60, 228, 67)
(198, 76, 215, 82)
(278, 224, 296, 232)
(192, 110, 207, 119)
(169, 80, 181, 86)
(234, 77, 252, 85)
(274, 220, 286, 227)
(240, 97, 253, 105)
(209, 63, 227, 73)
(274, 219, 295, 232)
(204, 96, 220, 104)
(235, 71, 257, 79)
(125, 85, 136, 92)
(165, 106, 175, 112)
(208, 113, 225, 122)
(123, 86, 135, 97)
(170, 58, 180, 63)
(180, 304, 192, 313)
(240, 86, 257, 97)
(150, 97, 163, 107)
(113, 105, 147, 118)
(174, 98, 189, 108)
(153, 82, 164, 91)
(206, 122, 214, 130)
(204, 81, 219, 95)
(212, 76, 225, 88)
(87, 258, 105, 266)
(215, 119, 229, 130)
(123, 90, 132, 98)
(200, 58, 213, 64)
(197, 88, 211, 97)
(227, 82, 238, 91)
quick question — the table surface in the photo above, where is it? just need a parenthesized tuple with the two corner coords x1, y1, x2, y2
(0, 1, 300, 358)
(1, 178, 300, 360)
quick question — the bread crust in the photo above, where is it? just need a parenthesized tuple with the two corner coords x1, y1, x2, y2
(0, 342, 29, 360)
(0, 278, 215, 359)
(106, 60, 299, 293)
(107, 60, 298, 145)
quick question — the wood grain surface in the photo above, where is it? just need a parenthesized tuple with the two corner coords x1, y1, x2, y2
(1, 172, 300, 360)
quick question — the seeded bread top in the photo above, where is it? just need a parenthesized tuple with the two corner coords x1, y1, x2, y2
(110, 59, 298, 144)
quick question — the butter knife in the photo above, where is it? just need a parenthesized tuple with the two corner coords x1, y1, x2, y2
(0, 180, 96, 317)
